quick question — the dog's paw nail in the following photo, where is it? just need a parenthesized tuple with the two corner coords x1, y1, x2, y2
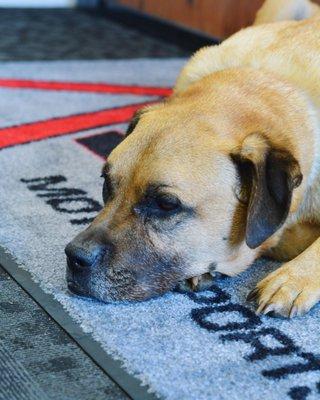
(246, 288, 259, 302)
(262, 304, 274, 315)
(289, 306, 298, 318)
(256, 300, 268, 315)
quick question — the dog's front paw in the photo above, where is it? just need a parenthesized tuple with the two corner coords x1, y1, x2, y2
(247, 263, 320, 318)
(176, 273, 214, 292)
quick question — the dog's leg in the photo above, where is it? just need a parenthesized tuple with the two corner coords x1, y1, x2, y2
(248, 237, 320, 317)
(264, 222, 320, 262)
(254, 0, 319, 25)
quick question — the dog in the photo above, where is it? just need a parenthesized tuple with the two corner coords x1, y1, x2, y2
(65, 0, 320, 318)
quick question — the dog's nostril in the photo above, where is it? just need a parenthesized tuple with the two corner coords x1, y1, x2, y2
(72, 255, 88, 268)
(65, 241, 106, 270)
(65, 243, 93, 269)
(67, 252, 93, 270)
(67, 257, 85, 272)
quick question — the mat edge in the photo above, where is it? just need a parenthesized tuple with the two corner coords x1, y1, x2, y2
(0, 245, 160, 400)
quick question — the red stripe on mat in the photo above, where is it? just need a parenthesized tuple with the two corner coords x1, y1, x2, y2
(0, 78, 172, 97)
(0, 102, 150, 149)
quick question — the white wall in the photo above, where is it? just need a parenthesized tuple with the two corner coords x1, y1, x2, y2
(0, 0, 76, 7)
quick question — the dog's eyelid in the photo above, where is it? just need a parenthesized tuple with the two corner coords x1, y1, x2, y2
(145, 183, 174, 196)
(101, 162, 112, 178)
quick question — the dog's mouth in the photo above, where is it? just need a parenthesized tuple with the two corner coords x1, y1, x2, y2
(67, 279, 90, 297)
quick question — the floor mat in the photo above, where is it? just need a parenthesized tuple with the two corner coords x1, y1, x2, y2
(1, 60, 320, 400)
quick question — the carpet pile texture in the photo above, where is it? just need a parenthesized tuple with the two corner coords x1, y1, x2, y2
(1, 60, 320, 400)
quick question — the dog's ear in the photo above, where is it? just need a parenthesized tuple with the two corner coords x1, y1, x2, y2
(126, 109, 145, 137)
(232, 134, 302, 249)
(126, 103, 165, 136)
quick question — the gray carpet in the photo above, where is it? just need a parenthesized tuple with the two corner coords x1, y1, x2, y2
(1, 59, 320, 400)
(0, 8, 187, 400)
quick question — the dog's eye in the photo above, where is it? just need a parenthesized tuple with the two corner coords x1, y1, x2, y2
(155, 194, 181, 212)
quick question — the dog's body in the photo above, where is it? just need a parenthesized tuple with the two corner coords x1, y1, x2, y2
(175, 5, 320, 260)
(66, 0, 320, 317)
(173, 0, 320, 317)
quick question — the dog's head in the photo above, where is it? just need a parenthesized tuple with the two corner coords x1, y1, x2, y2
(65, 69, 305, 302)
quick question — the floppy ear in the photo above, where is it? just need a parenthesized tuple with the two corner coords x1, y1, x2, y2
(232, 134, 302, 249)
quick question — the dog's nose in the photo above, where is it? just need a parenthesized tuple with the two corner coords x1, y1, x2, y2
(65, 241, 104, 270)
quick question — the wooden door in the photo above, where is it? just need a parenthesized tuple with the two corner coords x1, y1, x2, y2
(116, 0, 320, 39)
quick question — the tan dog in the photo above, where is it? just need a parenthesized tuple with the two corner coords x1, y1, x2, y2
(65, 0, 320, 318)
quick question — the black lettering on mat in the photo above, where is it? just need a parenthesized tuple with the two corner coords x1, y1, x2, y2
(21, 175, 102, 225)
(178, 284, 320, 398)
(220, 327, 298, 361)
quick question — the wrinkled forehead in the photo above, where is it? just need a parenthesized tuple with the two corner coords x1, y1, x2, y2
(107, 126, 236, 202)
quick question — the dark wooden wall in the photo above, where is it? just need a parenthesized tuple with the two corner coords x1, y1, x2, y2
(116, 0, 320, 39)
